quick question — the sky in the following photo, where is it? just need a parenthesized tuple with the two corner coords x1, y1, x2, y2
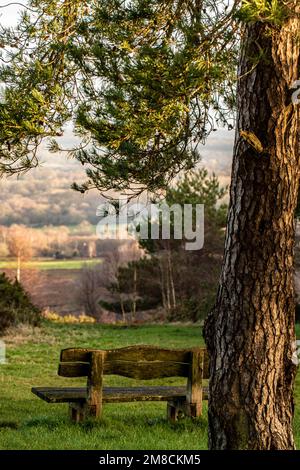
(0, 0, 235, 189)
(0, 1, 21, 26)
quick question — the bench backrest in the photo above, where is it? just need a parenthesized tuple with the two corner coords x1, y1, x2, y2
(58, 345, 209, 380)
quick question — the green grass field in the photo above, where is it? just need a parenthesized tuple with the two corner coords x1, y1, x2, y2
(0, 322, 299, 450)
(0, 258, 100, 271)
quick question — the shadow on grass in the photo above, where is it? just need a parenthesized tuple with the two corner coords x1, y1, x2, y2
(72, 413, 208, 434)
(0, 421, 19, 429)
(23, 416, 64, 430)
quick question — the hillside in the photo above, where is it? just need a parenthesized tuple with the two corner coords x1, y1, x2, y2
(0, 160, 102, 227)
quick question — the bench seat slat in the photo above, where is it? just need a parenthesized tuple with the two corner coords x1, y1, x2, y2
(32, 386, 209, 404)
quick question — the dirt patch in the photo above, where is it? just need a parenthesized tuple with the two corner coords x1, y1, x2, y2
(3, 268, 81, 315)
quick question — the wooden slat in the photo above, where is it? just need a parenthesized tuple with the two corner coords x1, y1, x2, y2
(60, 346, 209, 377)
(58, 359, 189, 379)
(104, 360, 189, 379)
(59, 346, 209, 379)
(32, 387, 87, 403)
(32, 386, 209, 403)
(58, 362, 89, 377)
(60, 345, 203, 365)
(103, 387, 189, 403)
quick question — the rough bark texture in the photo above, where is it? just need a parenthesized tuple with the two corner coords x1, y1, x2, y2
(204, 10, 300, 450)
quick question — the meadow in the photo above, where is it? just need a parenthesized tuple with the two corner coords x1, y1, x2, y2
(0, 258, 104, 315)
(0, 322, 299, 450)
(0, 258, 99, 271)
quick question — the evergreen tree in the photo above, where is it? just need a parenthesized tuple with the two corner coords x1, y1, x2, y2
(109, 169, 228, 322)
(0, 273, 41, 334)
(0, 1, 238, 189)
(0, 0, 299, 449)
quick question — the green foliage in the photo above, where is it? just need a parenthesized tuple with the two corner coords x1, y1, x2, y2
(167, 168, 228, 223)
(0, 273, 41, 334)
(70, 1, 238, 194)
(0, 1, 238, 194)
(168, 294, 217, 323)
(236, 0, 289, 25)
(0, 1, 85, 174)
(140, 168, 228, 254)
(106, 257, 162, 315)
(0, 1, 296, 192)
(109, 169, 228, 322)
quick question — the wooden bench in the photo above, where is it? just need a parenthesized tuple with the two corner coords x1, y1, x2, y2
(32, 345, 209, 423)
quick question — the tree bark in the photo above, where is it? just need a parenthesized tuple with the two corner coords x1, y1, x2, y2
(131, 265, 137, 322)
(168, 247, 177, 309)
(204, 10, 300, 450)
(159, 255, 171, 313)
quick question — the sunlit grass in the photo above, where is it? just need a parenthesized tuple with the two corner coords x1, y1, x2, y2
(0, 322, 207, 450)
(0, 322, 299, 450)
(0, 258, 100, 271)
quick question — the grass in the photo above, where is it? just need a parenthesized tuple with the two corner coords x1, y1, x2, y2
(0, 322, 207, 450)
(0, 258, 100, 271)
(0, 322, 299, 450)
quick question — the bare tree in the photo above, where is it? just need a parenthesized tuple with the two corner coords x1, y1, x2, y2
(7, 225, 35, 282)
(99, 240, 143, 323)
(76, 263, 105, 319)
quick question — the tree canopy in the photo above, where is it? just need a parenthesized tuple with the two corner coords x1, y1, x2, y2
(0, 0, 240, 194)
(1, 1, 297, 195)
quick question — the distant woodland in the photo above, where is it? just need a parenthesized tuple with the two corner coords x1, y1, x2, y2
(0, 163, 101, 227)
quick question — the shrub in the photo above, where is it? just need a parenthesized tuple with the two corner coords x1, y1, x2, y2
(0, 273, 41, 335)
(43, 310, 96, 324)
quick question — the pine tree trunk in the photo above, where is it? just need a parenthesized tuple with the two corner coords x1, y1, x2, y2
(167, 248, 177, 309)
(159, 259, 168, 312)
(160, 256, 171, 313)
(204, 12, 300, 450)
(131, 266, 137, 322)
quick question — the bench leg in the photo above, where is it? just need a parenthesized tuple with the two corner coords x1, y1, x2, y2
(185, 402, 202, 418)
(86, 351, 104, 420)
(167, 400, 184, 423)
(167, 399, 202, 422)
(69, 403, 86, 423)
(186, 350, 203, 419)
(86, 403, 102, 419)
(167, 402, 178, 423)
